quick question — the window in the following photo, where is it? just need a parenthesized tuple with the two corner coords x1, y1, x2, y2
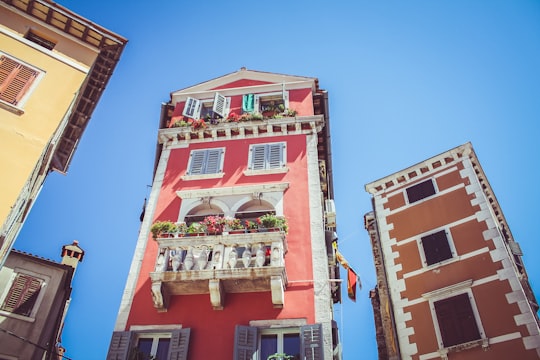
(107, 329, 191, 360)
(248, 143, 286, 171)
(234, 324, 322, 360)
(0, 272, 43, 317)
(406, 179, 436, 203)
(0, 54, 40, 107)
(134, 335, 171, 360)
(421, 230, 453, 266)
(182, 93, 230, 119)
(254, 91, 289, 114)
(25, 30, 56, 50)
(434, 293, 481, 347)
(186, 148, 224, 175)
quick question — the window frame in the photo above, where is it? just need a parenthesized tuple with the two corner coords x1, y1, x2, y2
(259, 327, 301, 360)
(181, 93, 230, 120)
(419, 228, 456, 267)
(184, 148, 225, 179)
(0, 269, 48, 321)
(423, 282, 487, 352)
(246, 142, 287, 175)
(405, 179, 437, 204)
(134, 332, 172, 359)
(233, 323, 323, 360)
(254, 91, 289, 114)
(0, 52, 43, 114)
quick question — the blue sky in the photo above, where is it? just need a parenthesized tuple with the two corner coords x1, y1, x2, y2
(15, 1, 540, 359)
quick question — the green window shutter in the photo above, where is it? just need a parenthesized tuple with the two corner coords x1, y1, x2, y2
(233, 325, 258, 360)
(167, 328, 191, 360)
(182, 97, 201, 118)
(0, 55, 38, 105)
(300, 324, 323, 360)
(242, 94, 254, 113)
(106, 331, 133, 360)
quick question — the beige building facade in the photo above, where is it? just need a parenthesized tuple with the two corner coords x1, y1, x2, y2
(0, 0, 126, 266)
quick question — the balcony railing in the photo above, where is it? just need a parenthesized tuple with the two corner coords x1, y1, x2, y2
(149, 230, 287, 311)
(158, 115, 324, 144)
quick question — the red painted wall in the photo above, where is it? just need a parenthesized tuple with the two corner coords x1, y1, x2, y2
(127, 132, 318, 357)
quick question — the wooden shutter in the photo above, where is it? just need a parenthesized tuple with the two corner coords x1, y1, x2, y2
(300, 324, 324, 360)
(406, 179, 436, 203)
(434, 293, 481, 347)
(233, 325, 258, 360)
(205, 149, 223, 174)
(1, 273, 42, 316)
(250, 144, 266, 170)
(106, 331, 133, 360)
(267, 143, 284, 169)
(0, 55, 38, 105)
(188, 149, 223, 175)
(167, 328, 191, 360)
(182, 97, 201, 118)
(188, 150, 206, 175)
(421, 230, 452, 265)
(213, 92, 230, 118)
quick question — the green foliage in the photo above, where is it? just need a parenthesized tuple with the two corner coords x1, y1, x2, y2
(150, 221, 178, 239)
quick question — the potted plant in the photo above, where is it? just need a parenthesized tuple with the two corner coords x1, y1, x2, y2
(244, 220, 259, 232)
(257, 214, 288, 233)
(202, 215, 226, 235)
(226, 217, 245, 234)
(186, 222, 206, 236)
(150, 220, 178, 239)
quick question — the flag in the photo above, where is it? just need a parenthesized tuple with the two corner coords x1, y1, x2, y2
(334, 245, 361, 302)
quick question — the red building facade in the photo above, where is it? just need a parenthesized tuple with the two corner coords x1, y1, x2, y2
(107, 69, 340, 359)
(365, 143, 540, 359)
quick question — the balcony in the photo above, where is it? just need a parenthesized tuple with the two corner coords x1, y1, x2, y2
(150, 230, 287, 311)
(158, 115, 324, 144)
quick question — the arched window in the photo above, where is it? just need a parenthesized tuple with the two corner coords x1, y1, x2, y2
(235, 199, 275, 221)
(184, 204, 224, 225)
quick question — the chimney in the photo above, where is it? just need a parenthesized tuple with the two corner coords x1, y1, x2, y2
(61, 240, 84, 270)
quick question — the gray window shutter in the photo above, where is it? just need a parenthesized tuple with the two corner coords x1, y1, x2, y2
(233, 325, 258, 360)
(182, 97, 201, 118)
(300, 324, 323, 360)
(267, 143, 284, 169)
(167, 328, 191, 360)
(251, 145, 266, 170)
(106, 331, 133, 360)
(189, 150, 206, 175)
(205, 149, 223, 174)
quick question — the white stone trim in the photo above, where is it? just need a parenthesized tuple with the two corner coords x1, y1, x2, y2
(249, 318, 307, 328)
(130, 324, 183, 331)
(176, 182, 289, 199)
(305, 133, 333, 360)
(113, 147, 171, 330)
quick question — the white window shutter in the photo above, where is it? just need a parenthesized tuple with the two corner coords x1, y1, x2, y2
(254, 95, 260, 113)
(283, 90, 289, 109)
(182, 97, 201, 118)
(267, 143, 283, 169)
(212, 93, 226, 117)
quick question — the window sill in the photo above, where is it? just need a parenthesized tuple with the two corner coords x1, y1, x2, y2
(438, 338, 489, 357)
(0, 309, 35, 322)
(181, 173, 225, 181)
(0, 101, 24, 115)
(243, 167, 289, 176)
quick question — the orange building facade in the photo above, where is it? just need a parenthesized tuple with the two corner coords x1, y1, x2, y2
(107, 69, 340, 359)
(365, 143, 540, 359)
